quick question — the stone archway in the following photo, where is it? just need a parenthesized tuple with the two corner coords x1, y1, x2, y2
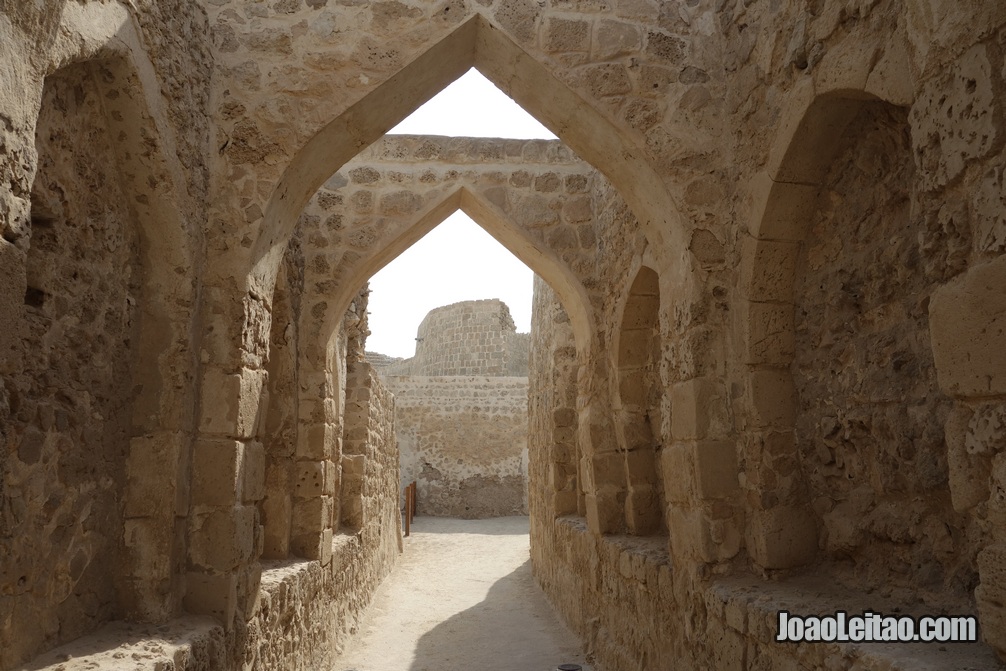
(248, 14, 687, 297)
(0, 5, 200, 666)
(274, 167, 599, 562)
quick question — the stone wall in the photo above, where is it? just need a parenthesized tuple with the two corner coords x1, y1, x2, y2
(369, 299, 530, 518)
(378, 299, 529, 377)
(1, 60, 141, 666)
(386, 375, 528, 518)
(4, 1, 1006, 670)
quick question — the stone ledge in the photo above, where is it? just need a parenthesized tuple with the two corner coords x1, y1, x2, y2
(23, 534, 370, 671)
(556, 515, 671, 576)
(21, 617, 225, 671)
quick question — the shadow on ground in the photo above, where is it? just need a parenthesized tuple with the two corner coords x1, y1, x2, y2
(407, 559, 591, 671)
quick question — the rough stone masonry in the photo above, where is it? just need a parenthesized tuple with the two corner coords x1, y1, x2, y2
(370, 299, 531, 519)
(2, 1, 1006, 670)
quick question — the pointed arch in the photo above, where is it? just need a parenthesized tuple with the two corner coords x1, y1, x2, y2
(611, 264, 665, 536)
(250, 14, 685, 301)
(320, 185, 595, 359)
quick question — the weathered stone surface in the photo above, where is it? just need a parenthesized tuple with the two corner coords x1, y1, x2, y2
(931, 255, 1006, 398)
(5, 0, 1006, 669)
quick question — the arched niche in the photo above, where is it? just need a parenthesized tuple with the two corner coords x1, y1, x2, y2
(612, 265, 666, 536)
(740, 88, 964, 593)
(2, 6, 198, 664)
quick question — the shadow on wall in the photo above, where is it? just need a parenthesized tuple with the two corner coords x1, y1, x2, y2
(408, 559, 591, 671)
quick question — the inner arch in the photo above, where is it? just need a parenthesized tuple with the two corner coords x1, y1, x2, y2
(251, 14, 683, 300)
(321, 185, 595, 358)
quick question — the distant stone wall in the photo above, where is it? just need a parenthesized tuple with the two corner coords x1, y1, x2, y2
(377, 300, 529, 377)
(368, 299, 530, 518)
(386, 375, 528, 518)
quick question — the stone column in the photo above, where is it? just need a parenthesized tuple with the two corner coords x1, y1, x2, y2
(930, 255, 1006, 661)
(184, 293, 268, 624)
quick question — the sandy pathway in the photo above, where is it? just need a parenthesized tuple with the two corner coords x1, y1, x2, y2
(332, 516, 593, 671)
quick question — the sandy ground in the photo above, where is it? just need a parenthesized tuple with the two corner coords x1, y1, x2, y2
(332, 516, 593, 671)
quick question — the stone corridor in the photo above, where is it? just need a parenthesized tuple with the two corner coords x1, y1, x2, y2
(332, 517, 590, 671)
(4, 1, 1006, 670)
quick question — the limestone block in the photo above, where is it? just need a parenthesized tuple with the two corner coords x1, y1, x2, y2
(291, 495, 332, 537)
(724, 599, 747, 634)
(550, 461, 575, 490)
(739, 300, 795, 366)
(243, 441, 266, 503)
(190, 439, 244, 508)
(545, 17, 589, 52)
(618, 373, 647, 407)
(973, 163, 1006, 254)
(990, 453, 1006, 531)
(341, 471, 364, 498)
(967, 402, 1006, 455)
(745, 505, 817, 569)
(621, 419, 654, 452)
(319, 527, 334, 566)
(585, 492, 624, 535)
(122, 518, 173, 586)
(666, 506, 706, 561)
(911, 43, 999, 190)
(660, 443, 693, 506)
(745, 369, 796, 429)
(296, 422, 335, 460)
(293, 460, 325, 499)
(342, 453, 366, 477)
(591, 451, 627, 490)
(710, 620, 746, 671)
(340, 498, 364, 531)
(199, 367, 266, 439)
(553, 489, 578, 515)
(738, 235, 800, 303)
(184, 571, 238, 624)
(693, 441, 739, 501)
(624, 448, 658, 485)
(323, 459, 340, 496)
(625, 486, 663, 535)
(946, 403, 990, 513)
(930, 255, 1006, 396)
(621, 293, 659, 329)
(977, 544, 1006, 661)
(125, 433, 182, 518)
(670, 377, 729, 441)
(553, 407, 576, 428)
(261, 493, 292, 559)
(189, 506, 257, 572)
(745, 171, 818, 242)
(617, 327, 653, 367)
(0, 239, 25, 375)
(595, 19, 642, 60)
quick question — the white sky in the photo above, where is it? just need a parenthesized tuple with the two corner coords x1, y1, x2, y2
(365, 69, 558, 359)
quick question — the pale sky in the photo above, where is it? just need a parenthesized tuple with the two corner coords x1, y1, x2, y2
(365, 69, 558, 359)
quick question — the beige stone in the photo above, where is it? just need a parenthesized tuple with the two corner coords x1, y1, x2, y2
(931, 255, 1006, 397)
(5, 0, 1006, 668)
(746, 506, 818, 570)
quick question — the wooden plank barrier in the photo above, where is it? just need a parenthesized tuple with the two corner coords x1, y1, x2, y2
(404, 480, 417, 537)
